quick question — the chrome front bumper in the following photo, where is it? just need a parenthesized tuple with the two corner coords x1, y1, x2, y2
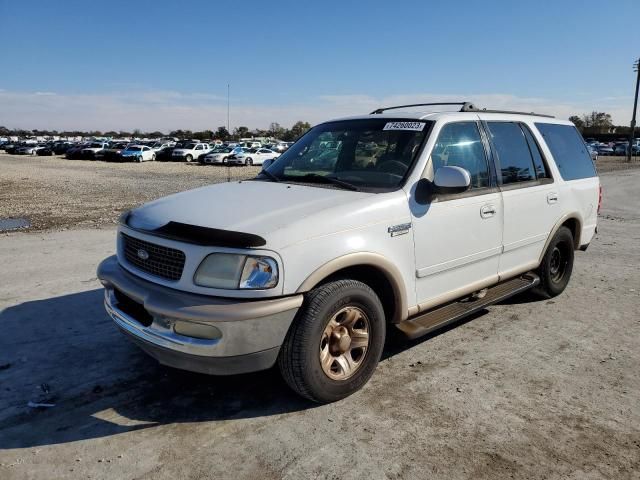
(97, 256, 302, 375)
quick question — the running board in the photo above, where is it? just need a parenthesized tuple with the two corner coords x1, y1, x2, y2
(396, 274, 540, 340)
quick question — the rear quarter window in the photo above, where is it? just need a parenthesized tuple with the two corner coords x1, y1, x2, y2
(534, 123, 597, 180)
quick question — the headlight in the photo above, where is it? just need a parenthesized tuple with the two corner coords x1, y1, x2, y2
(194, 254, 278, 289)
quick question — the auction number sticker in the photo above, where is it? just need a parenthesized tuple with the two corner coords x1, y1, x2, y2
(383, 121, 426, 131)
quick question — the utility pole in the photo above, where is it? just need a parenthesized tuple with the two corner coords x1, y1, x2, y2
(629, 58, 640, 162)
(227, 83, 231, 183)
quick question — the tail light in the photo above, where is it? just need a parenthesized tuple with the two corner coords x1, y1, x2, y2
(597, 185, 603, 214)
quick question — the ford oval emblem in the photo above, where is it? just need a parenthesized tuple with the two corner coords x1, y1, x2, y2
(137, 249, 149, 260)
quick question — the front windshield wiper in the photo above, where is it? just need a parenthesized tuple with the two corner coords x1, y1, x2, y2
(301, 173, 360, 191)
(257, 169, 280, 182)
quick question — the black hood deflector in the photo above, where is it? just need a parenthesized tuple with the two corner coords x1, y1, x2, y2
(124, 214, 266, 248)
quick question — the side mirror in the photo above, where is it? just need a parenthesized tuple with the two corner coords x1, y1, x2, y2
(414, 166, 471, 205)
(261, 158, 274, 170)
(433, 166, 471, 194)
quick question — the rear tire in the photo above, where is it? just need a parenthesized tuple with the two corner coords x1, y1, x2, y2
(536, 226, 574, 297)
(278, 279, 386, 403)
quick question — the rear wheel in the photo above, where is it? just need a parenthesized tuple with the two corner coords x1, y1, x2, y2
(137, 155, 143, 163)
(278, 279, 386, 403)
(536, 226, 574, 297)
(151, 154, 156, 161)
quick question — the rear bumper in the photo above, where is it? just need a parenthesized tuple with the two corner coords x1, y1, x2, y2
(97, 256, 302, 375)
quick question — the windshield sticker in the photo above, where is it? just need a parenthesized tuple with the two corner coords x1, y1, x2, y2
(383, 121, 426, 131)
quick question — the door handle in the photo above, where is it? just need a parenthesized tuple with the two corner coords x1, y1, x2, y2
(480, 204, 496, 218)
(547, 192, 558, 204)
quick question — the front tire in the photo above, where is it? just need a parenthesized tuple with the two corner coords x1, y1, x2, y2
(185, 154, 193, 163)
(245, 157, 253, 166)
(278, 279, 386, 403)
(536, 226, 574, 297)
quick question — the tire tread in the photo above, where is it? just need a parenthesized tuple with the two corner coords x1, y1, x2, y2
(278, 279, 381, 402)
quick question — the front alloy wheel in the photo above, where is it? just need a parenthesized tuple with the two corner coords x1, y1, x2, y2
(279, 279, 385, 403)
(320, 306, 370, 380)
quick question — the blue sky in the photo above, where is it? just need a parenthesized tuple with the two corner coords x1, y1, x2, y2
(0, 0, 638, 131)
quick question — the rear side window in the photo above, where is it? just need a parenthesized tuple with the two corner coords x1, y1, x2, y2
(534, 123, 597, 180)
(521, 125, 549, 179)
(486, 122, 535, 184)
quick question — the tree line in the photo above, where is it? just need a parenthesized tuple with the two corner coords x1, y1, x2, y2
(568, 111, 634, 136)
(0, 121, 312, 141)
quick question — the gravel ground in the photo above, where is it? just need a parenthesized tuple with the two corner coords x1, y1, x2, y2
(0, 153, 260, 231)
(0, 157, 639, 480)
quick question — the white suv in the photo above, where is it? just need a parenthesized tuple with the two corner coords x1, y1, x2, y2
(171, 142, 212, 162)
(98, 102, 600, 403)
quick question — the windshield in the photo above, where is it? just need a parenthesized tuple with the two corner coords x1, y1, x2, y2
(127, 146, 142, 151)
(261, 119, 432, 190)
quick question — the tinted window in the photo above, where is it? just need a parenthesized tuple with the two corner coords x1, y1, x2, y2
(535, 123, 597, 180)
(264, 119, 432, 190)
(431, 122, 489, 189)
(521, 125, 549, 179)
(486, 122, 535, 184)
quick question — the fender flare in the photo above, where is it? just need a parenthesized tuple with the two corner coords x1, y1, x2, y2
(538, 213, 583, 264)
(296, 252, 409, 323)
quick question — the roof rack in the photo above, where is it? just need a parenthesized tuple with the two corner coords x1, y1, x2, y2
(473, 108, 555, 118)
(370, 102, 477, 114)
(370, 101, 555, 118)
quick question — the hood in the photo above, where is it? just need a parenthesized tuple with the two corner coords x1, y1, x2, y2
(126, 181, 402, 250)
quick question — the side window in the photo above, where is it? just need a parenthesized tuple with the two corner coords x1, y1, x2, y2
(486, 122, 535, 185)
(534, 123, 596, 181)
(430, 122, 489, 189)
(521, 125, 549, 179)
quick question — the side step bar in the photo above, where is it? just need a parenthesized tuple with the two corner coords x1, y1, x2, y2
(396, 274, 540, 340)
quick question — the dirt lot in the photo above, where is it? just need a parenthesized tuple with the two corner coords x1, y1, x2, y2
(0, 153, 260, 231)
(0, 156, 639, 479)
(0, 152, 638, 231)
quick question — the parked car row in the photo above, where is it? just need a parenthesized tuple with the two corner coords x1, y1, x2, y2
(585, 138, 640, 157)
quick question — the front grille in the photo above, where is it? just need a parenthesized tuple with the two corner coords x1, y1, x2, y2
(121, 233, 185, 281)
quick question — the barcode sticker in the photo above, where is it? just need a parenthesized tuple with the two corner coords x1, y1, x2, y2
(383, 121, 426, 131)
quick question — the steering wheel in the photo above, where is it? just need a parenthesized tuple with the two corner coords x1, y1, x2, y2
(376, 159, 408, 176)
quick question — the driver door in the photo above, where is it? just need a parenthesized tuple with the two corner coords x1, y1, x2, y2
(411, 121, 503, 308)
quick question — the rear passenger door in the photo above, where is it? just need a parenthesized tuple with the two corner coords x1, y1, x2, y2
(481, 119, 558, 278)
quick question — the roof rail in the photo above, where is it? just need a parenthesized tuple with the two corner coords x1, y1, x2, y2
(472, 108, 555, 118)
(370, 102, 477, 114)
(369, 101, 555, 118)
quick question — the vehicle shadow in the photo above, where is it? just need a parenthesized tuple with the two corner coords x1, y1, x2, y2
(0, 289, 314, 449)
(383, 288, 546, 360)
(0, 288, 543, 450)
